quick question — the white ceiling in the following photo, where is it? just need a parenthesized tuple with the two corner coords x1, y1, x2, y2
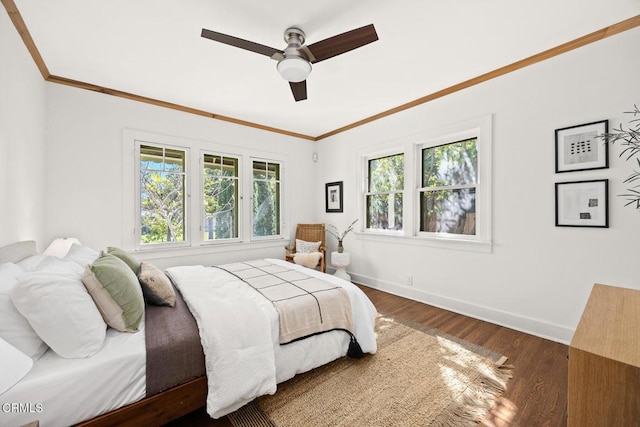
(12, 0, 640, 138)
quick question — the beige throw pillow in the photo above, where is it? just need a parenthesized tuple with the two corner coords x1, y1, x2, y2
(138, 262, 176, 307)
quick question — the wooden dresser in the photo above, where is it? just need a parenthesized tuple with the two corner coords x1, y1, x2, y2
(568, 283, 640, 426)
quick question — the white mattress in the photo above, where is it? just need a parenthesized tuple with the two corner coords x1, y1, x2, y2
(0, 319, 146, 427)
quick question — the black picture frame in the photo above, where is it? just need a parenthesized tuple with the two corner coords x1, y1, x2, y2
(555, 120, 608, 173)
(555, 179, 608, 228)
(325, 181, 343, 213)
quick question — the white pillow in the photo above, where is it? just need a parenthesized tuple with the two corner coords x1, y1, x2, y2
(0, 337, 33, 395)
(12, 260, 107, 358)
(0, 263, 49, 360)
(296, 239, 321, 253)
(63, 243, 99, 267)
(16, 254, 56, 272)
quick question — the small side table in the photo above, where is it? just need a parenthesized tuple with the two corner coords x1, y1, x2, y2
(331, 251, 351, 281)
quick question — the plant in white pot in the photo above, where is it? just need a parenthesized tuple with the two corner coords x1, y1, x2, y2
(602, 104, 640, 209)
(326, 219, 359, 253)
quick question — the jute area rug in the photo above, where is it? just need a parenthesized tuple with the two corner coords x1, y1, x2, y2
(228, 315, 513, 427)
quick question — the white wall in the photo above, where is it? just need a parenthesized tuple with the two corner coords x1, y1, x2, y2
(317, 27, 640, 343)
(0, 10, 47, 249)
(43, 84, 317, 267)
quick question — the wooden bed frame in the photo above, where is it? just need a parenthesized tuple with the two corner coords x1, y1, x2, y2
(75, 377, 208, 427)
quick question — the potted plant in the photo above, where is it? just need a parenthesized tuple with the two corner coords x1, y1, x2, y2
(602, 104, 640, 209)
(326, 219, 359, 253)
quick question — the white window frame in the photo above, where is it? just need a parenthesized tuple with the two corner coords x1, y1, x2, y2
(200, 150, 242, 244)
(417, 134, 481, 241)
(250, 158, 284, 241)
(135, 140, 190, 250)
(357, 115, 492, 253)
(362, 151, 405, 234)
(122, 129, 288, 254)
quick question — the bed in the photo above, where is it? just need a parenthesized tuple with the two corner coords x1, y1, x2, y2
(0, 241, 377, 427)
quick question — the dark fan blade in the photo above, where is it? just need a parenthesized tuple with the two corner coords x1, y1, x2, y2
(201, 29, 283, 58)
(306, 24, 378, 64)
(289, 81, 307, 102)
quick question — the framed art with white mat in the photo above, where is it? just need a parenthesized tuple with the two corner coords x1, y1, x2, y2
(555, 179, 608, 227)
(555, 120, 608, 173)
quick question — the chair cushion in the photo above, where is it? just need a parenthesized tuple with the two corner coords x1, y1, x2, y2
(293, 252, 323, 269)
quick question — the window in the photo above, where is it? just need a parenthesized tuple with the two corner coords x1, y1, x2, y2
(203, 154, 239, 241)
(358, 115, 492, 251)
(365, 153, 404, 231)
(252, 160, 281, 238)
(126, 130, 288, 252)
(139, 144, 187, 245)
(420, 138, 477, 235)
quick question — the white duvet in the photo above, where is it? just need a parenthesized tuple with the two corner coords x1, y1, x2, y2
(166, 258, 377, 419)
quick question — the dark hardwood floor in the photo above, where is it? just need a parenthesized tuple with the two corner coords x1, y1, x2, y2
(167, 285, 568, 426)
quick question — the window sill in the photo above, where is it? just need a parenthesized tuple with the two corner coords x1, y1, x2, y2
(132, 238, 288, 261)
(355, 232, 492, 253)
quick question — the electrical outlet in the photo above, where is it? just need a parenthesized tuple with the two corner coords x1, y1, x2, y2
(407, 274, 413, 286)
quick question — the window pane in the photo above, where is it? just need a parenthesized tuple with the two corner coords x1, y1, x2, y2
(366, 194, 387, 229)
(420, 188, 476, 235)
(369, 154, 404, 192)
(266, 162, 280, 181)
(204, 155, 238, 240)
(393, 193, 403, 230)
(164, 148, 185, 172)
(252, 161, 280, 238)
(366, 193, 403, 231)
(140, 145, 164, 171)
(253, 180, 280, 237)
(422, 138, 477, 188)
(253, 161, 267, 180)
(139, 145, 187, 244)
(140, 170, 186, 243)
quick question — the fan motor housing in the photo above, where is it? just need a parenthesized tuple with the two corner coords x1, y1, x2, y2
(284, 27, 305, 45)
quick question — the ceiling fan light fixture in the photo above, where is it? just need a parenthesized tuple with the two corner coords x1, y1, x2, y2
(277, 57, 311, 83)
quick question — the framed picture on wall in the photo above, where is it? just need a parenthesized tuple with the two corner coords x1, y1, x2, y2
(555, 179, 608, 227)
(555, 120, 608, 173)
(325, 181, 343, 213)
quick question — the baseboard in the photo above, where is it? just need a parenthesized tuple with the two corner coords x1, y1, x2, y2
(348, 270, 573, 345)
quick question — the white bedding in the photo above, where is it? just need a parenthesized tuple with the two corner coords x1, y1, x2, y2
(167, 258, 378, 419)
(1, 255, 377, 426)
(0, 319, 146, 427)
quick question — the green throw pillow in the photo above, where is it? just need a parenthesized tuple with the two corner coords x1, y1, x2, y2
(103, 246, 140, 274)
(82, 253, 144, 332)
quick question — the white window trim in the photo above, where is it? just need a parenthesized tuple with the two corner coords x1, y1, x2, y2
(362, 150, 406, 234)
(134, 139, 191, 250)
(357, 114, 492, 253)
(249, 157, 284, 241)
(122, 129, 288, 253)
(200, 150, 243, 245)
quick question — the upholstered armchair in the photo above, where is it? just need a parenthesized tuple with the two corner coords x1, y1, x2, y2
(285, 223, 326, 272)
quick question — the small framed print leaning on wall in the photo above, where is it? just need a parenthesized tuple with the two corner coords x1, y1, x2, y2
(555, 179, 608, 228)
(555, 120, 608, 173)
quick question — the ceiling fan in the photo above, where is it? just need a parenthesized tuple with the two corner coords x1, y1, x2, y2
(201, 24, 378, 102)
